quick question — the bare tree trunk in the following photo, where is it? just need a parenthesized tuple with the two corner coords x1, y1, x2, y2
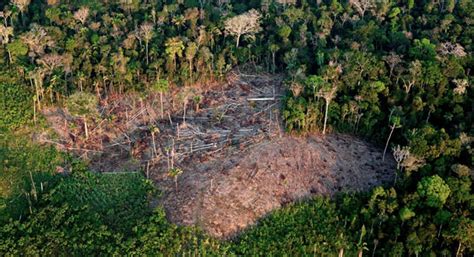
(33, 98, 37, 125)
(456, 242, 462, 257)
(151, 131, 157, 158)
(84, 118, 89, 139)
(323, 99, 329, 134)
(160, 92, 164, 119)
(145, 41, 149, 65)
(183, 99, 187, 124)
(371, 239, 378, 257)
(28, 170, 37, 201)
(7, 49, 12, 64)
(171, 139, 175, 169)
(236, 34, 241, 48)
(272, 52, 276, 73)
(189, 60, 193, 81)
(383, 125, 395, 161)
(338, 248, 344, 257)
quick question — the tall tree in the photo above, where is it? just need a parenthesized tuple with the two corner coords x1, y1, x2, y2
(383, 115, 402, 161)
(185, 42, 198, 81)
(11, 0, 31, 25)
(165, 37, 185, 76)
(151, 79, 169, 119)
(317, 82, 338, 135)
(138, 22, 154, 65)
(224, 9, 262, 48)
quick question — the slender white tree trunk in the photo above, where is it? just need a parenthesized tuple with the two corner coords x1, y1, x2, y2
(84, 117, 89, 139)
(145, 41, 149, 65)
(383, 125, 395, 161)
(183, 99, 187, 124)
(7, 49, 12, 64)
(28, 170, 37, 201)
(151, 131, 157, 158)
(160, 92, 164, 119)
(236, 34, 241, 48)
(323, 100, 329, 134)
(338, 248, 344, 257)
(456, 242, 462, 257)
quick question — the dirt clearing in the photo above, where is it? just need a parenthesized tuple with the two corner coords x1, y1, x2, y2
(41, 70, 396, 238)
(157, 134, 395, 238)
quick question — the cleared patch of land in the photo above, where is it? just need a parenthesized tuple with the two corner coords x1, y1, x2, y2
(157, 134, 395, 238)
(41, 71, 395, 238)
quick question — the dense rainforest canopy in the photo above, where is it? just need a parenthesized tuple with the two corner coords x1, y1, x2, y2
(0, 0, 473, 256)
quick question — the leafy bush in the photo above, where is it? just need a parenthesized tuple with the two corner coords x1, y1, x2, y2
(0, 135, 64, 222)
(50, 172, 154, 233)
(0, 84, 32, 131)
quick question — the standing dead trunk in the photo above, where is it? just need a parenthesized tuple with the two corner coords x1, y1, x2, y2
(145, 41, 149, 65)
(151, 131, 157, 158)
(383, 124, 396, 161)
(160, 91, 164, 119)
(323, 99, 330, 134)
(33, 98, 37, 125)
(236, 34, 241, 48)
(28, 170, 37, 201)
(83, 117, 89, 139)
(456, 242, 462, 257)
(7, 49, 12, 64)
(183, 98, 187, 124)
(272, 51, 276, 73)
(189, 60, 193, 81)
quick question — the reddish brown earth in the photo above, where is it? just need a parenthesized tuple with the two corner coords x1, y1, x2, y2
(41, 70, 396, 238)
(155, 133, 395, 238)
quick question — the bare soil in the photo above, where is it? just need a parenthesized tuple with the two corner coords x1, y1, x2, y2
(41, 70, 395, 238)
(157, 134, 395, 238)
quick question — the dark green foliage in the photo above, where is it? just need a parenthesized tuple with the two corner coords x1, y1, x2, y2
(0, 84, 32, 130)
(231, 197, 356, 256)
(0, 135, 64, 222)
(49, 172, 154, 233)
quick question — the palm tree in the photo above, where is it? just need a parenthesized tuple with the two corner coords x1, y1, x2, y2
(151, 79, 169, 119)
(168, 167, 183, 191)
(138, 22, 154, 65)
(317, 83, 338, 135)
(165, 37, 185, 73)
(185, 42, 198, 81)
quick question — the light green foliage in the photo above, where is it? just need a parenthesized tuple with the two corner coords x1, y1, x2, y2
(151, 79, 169, 93)
(417, 175, 451, 208)
(6, 40, 28, 62)
(66, 92, 98, 118)
(399, 207, 415, 221)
